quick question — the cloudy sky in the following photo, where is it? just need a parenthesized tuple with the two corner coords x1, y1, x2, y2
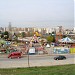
(0, 0, 74, 29)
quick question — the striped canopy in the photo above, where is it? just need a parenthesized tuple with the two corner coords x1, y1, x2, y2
(58, 37, 74, 43)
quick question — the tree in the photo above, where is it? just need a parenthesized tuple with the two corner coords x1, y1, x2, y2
(52, 36, 55, 42)
(52, 31, 55, 34)
(30, 32, 34, 37)
(35, 31, 41, 37)
(1, 33, 4, 38)
(12, 33, 18, 42)
(3, 31, 9, 40)
(63, 35, 67, 38)
(21, 32, 26, 38)
(27, 32, 30, 37)
(17, 33, 21, 37)
(46, 36, 55, 43)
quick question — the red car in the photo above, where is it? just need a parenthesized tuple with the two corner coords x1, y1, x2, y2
(8, 52, 22, 59)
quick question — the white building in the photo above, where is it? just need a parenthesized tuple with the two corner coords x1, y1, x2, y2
(74, 27, 75, 33)
(46, 28, 55, 34)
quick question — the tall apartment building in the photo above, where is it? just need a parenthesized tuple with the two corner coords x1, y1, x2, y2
(55, 26, 64, 34)
(74, 27, 75, 33)
(0, 27, 4, 32)
(8, 22, 12, 31)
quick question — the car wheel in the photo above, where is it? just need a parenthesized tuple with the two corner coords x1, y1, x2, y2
(56, 59, 58, 60)
(64, 58, 66, 59)
(11, 57, 13, 59)
(18, 57, 20, 58)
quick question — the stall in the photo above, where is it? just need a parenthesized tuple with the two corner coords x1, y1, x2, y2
(53, 47, 69, 54)
(58, 37, 75, 47)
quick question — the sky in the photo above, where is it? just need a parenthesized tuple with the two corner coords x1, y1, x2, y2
(0, 0, 74, 29)
(74, 0, 75, 28)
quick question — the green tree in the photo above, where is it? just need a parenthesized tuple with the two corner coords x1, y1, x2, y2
(27, 32, 30, 37)
(4, 31, 9, 40)
(30, 32, 34, 37)
(63, 35, 67, 38)
(18, 33, 21, 37)
(21, 32, 26, 38)
(12, 33, 18, 42)
(52, 36, 55, 42)
(46, 36, 55, 43)
(1, 33, 4, 38)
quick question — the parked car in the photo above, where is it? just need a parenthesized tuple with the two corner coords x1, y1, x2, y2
(54, 55, 66, 60)
(28, 47, 36, 55)
(0, 49, 6, 53)
(8, 52, 22, 59)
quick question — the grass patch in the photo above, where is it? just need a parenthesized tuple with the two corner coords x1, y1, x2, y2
(0, 64, 75, 75)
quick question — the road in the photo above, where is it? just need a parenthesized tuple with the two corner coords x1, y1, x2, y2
(0, 54, 74, 61)
(0, 54, 75, 68)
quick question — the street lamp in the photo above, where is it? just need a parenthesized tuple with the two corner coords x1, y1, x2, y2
(28, 48, 30, 67)
(26, 41, 30, 67)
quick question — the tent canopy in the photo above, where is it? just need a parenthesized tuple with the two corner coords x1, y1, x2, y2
(58, 37, 74, 43)
(46, 44, 50, 48)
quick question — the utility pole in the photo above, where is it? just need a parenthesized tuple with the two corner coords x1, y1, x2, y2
(26, 42, 30, 67)
(28, 49, 30, 67)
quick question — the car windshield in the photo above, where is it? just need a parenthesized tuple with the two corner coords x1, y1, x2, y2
(59, 56, 64, 57)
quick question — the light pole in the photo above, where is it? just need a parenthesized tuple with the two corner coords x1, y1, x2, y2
(26, 41, 30, 67)
(28, 49, 30, 67)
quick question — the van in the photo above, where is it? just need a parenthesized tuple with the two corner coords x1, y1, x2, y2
(28, 47, 35, 54)
(8, 52, 21, 59)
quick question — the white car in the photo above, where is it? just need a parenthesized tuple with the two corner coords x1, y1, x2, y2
(28, 47, 36, 54)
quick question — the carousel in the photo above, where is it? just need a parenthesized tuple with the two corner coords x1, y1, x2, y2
(58, 37, 75, 47)
(53, 37, 75, 54)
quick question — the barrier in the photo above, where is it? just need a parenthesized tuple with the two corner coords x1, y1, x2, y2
(70, 48, 75, 53)
(53, 47, 69, 54)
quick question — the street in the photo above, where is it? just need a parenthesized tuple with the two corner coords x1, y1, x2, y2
(0, 54, 75, 68)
